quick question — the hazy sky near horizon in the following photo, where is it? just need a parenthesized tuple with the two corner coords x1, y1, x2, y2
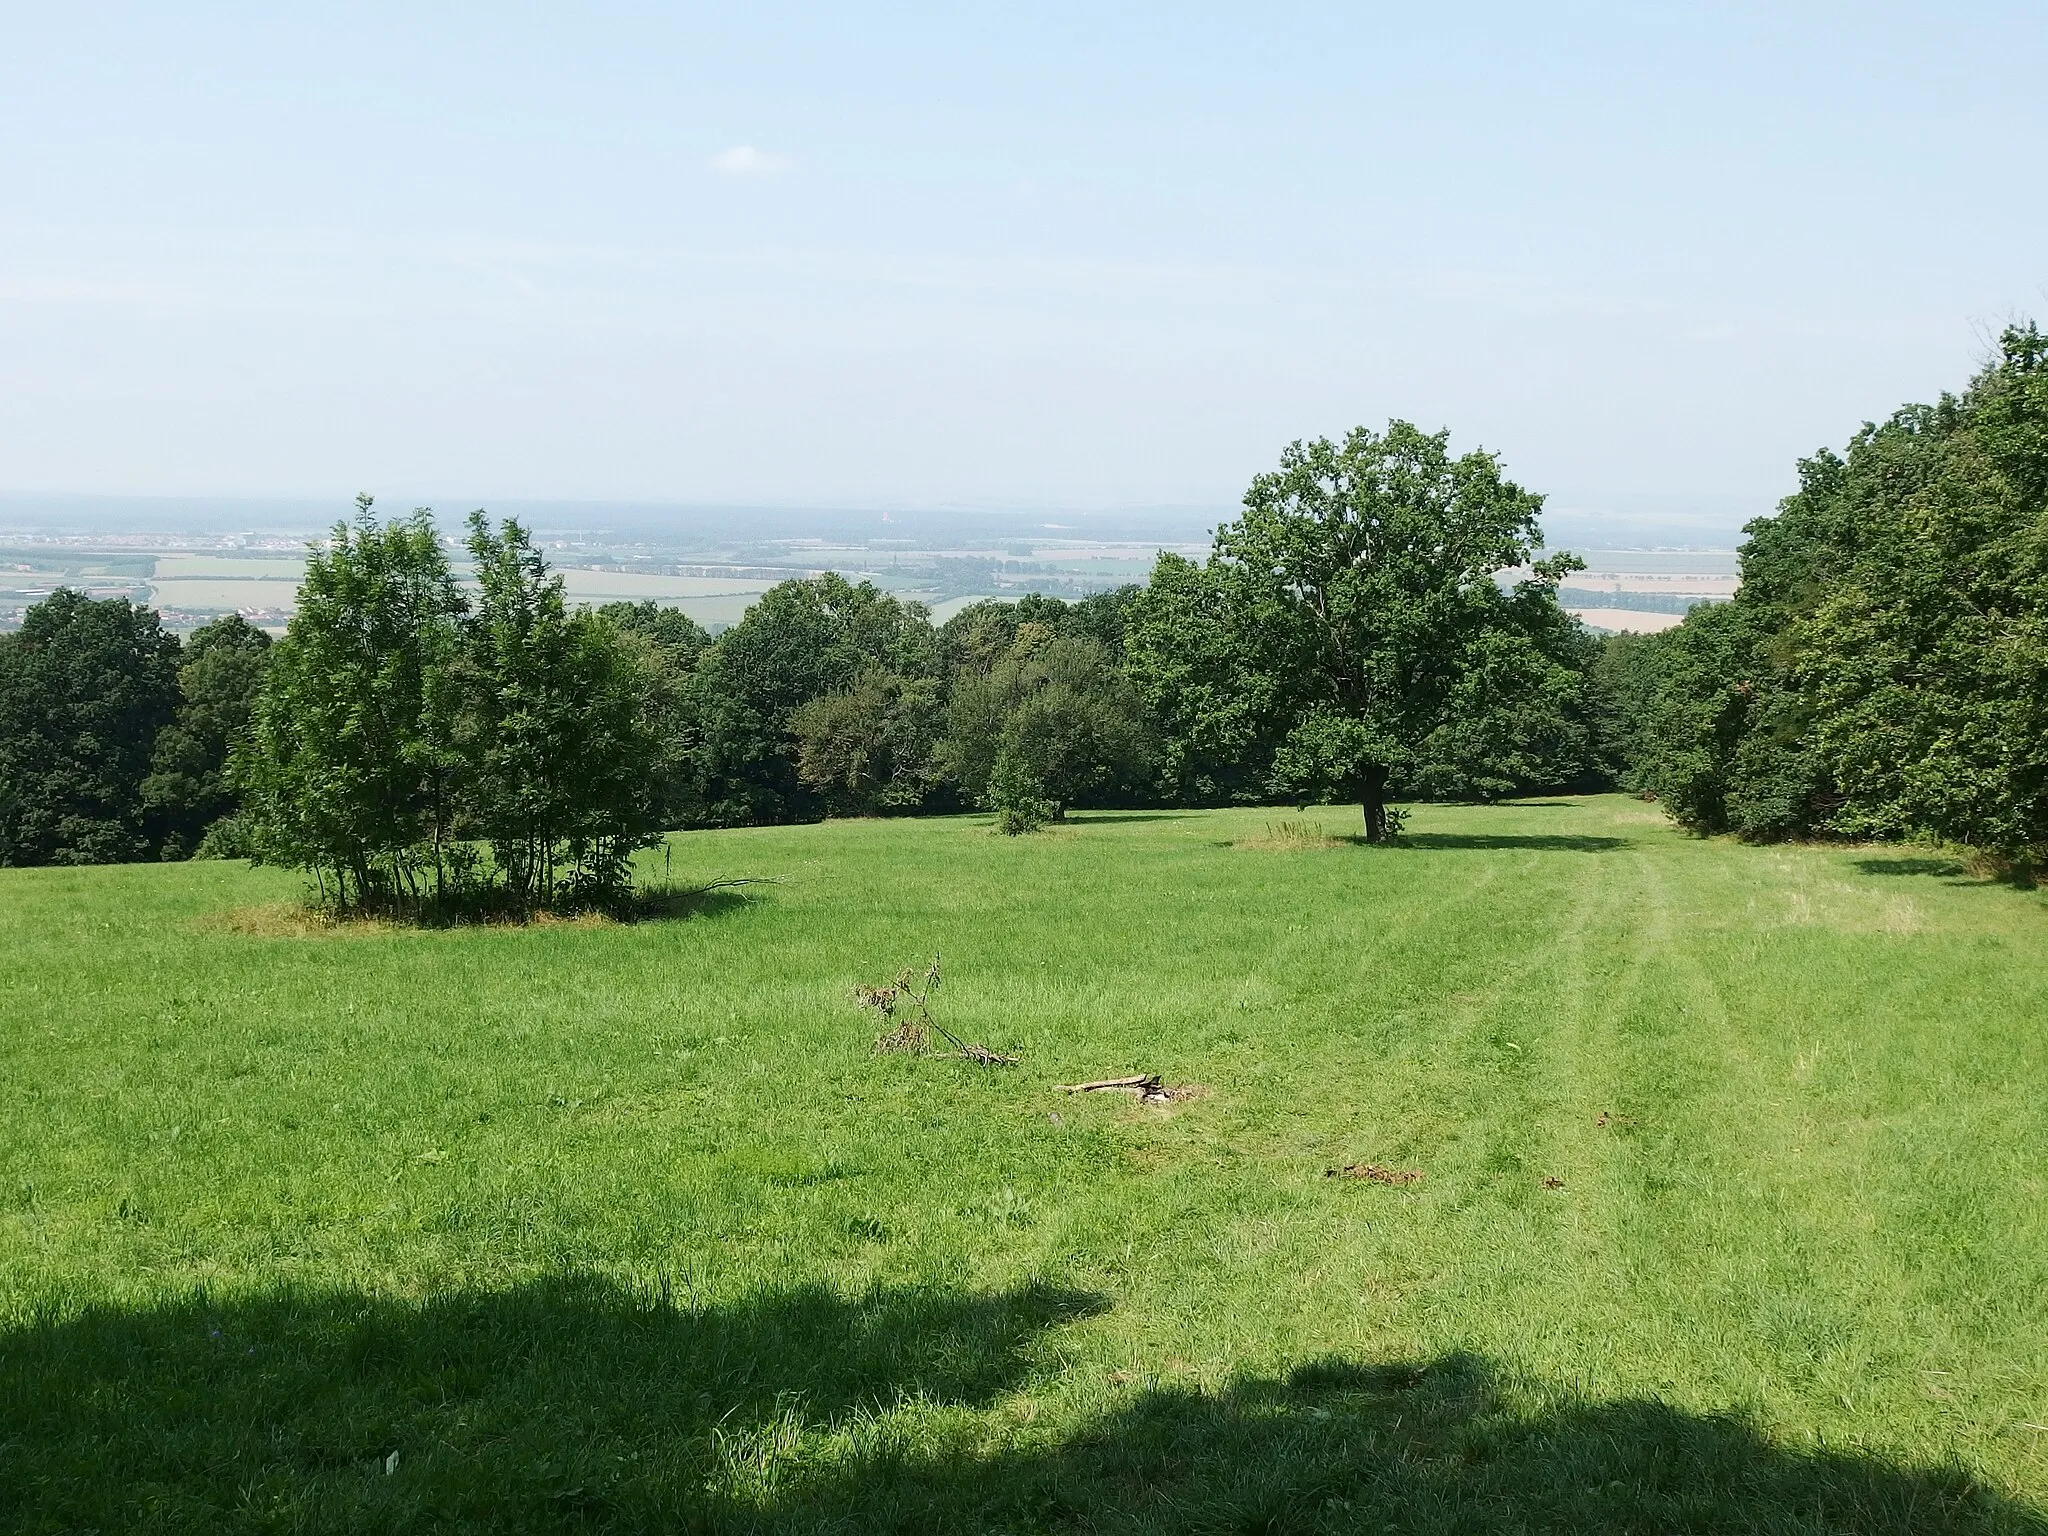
(3, 3, 2044, 534)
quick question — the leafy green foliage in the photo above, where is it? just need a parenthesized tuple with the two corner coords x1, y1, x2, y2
(594, 600, 711, 667)
(985, 748, 1056, 834)
(0, 590, 182, 865)
(686, 574, 941, 825)
(1124, 553, 1285, 806)
(1135, 422, 1592, 839)
(141, 615, 272, 859)
(453, 513, 663, 908)
(1411, 620, 1602, 803)
(1611, 602, 1826, 839)
(791, 669, 947, 816)
(940, 623, 1151, 818)
(595, 604, 711, 833)
(239, 501, 661, 915)
(1622, 323, 2048, 863)
(239, 499, 466, 907)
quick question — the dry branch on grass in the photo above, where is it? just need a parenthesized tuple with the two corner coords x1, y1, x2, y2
(855, 955, 1017, 1067)
(1054, 1073, 1198, 1105)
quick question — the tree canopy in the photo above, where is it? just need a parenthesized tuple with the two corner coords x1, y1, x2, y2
(1606, 323, 2048, 868)
(27, 340, 2038, 884)
(239, 500, 661, 914)
(0, 591, 182, 865)
(1131, 422, 1589, 838)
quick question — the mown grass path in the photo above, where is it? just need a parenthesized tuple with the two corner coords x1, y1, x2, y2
(3, 797, 2045, 1531)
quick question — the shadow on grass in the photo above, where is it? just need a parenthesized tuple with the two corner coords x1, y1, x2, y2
(217, 884, 761, 939)
(1064, 811, 1200, 824)
(1850, 856, 1979, 881)
(6, 1278, 2037, 1534)
(1397, 832, 1633, 853)
(621, 883, 763, 924)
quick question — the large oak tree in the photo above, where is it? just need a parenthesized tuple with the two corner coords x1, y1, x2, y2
(1146, 421, 1583, 840)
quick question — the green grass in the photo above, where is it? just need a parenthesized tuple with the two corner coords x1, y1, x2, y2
(3, 796, 2046, 1533)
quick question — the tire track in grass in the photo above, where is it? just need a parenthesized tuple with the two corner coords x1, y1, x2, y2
(1591, 835, 1931, 1437)
(1596, 834, 1802, 1405)
(1384, 825, 1626, 1359)
(1214, 814, 1634, 1368)
(1465, 808, 1656, 1369)
(1084, 816, 1596, 1368)
(1494, 815, 1735, 1390)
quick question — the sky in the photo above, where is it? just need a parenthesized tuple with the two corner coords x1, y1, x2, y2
(2, 2, 2045, 539)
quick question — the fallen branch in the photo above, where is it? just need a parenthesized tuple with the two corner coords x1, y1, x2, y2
(857, 955, 1016, 1067)
(1055, 1073, 1195, 1105)
(677, 877, 780, 896)
(951, 1040, 1020, 1067)
(1057, 1075, 1161, 1095)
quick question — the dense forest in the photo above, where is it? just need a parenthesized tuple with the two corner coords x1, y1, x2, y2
(1600, 323, 2048, 870)
(4, 330, 2043, 899)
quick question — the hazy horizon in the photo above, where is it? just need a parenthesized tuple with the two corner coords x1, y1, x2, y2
(5, 4, 2043, 535)
(0, 489, 1760, 553)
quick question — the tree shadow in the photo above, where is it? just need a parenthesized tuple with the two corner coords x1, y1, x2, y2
(4, 1274, 1104, 1532)
(215, 885, 761, 938)
(620, 882, 765, 923)
(1063, 811, 1201, 824)
(1395, 832, 1633, 853)
(901, 1354, 2039, 1535)
(6, 1283, 2038, 1533)
(1850, 856, 1978, 881)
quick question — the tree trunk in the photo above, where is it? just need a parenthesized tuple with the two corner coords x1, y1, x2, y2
(1361, 763, 1391, 845)
(431, 797, 445, 906)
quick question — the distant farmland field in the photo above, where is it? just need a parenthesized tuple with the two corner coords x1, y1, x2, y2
(553, 569, 773, 601)
(5, 797, 2044, 1532)
(1563, 606, 1688, 634)
(147, 578, 305, 613)
(135, 559, 786, 625)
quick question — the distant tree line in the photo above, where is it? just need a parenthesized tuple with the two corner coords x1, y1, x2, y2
(1599, 323, 2048, 870)
(13, 349, 2039, 894)
(0, 428, 1603, 899)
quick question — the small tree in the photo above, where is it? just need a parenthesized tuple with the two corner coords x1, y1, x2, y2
(454, 512, 661, 909)
(986, 749, 1056, 834)
(240, 497, 464, 908)
(940, 625, 1150, 819)
(688, 574, 941, 825)
(791, 670, 945, 816)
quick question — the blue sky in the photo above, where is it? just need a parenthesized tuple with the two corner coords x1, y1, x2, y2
(2, 2, 2043, 535)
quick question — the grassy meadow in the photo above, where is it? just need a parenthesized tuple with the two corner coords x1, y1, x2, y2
(3, 796, 2047, 1532)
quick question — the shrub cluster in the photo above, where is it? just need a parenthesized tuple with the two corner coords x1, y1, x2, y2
(236, 504, 662, 915)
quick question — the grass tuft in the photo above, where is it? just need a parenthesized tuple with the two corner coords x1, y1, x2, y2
(1233, 817, 1343, 850)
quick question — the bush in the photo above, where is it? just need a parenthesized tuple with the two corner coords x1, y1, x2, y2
(987, 751, 1056, 835)
(193, 813, 255, 861)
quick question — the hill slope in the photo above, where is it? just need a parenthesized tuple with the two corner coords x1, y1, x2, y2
(3, 797, 2044, 1531)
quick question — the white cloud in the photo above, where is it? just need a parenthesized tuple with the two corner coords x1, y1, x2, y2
(708, 145, 791, 176)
